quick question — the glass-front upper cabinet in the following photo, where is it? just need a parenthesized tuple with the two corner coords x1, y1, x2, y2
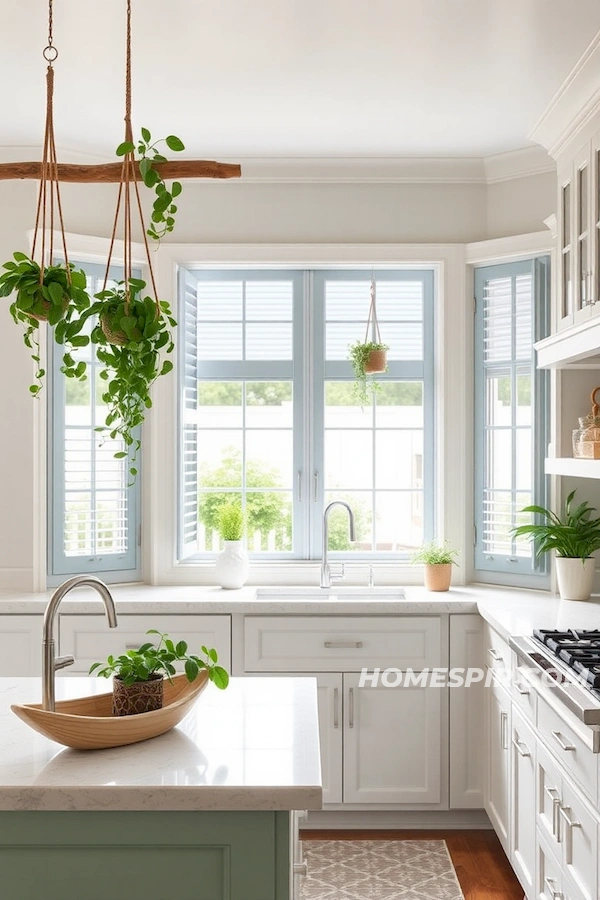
(558, 170, 572, 328)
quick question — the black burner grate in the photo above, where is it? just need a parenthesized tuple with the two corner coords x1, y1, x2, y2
(532, 629, 600, 688)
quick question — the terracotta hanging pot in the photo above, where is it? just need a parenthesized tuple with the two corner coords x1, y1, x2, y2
(364, 348, 388, 374)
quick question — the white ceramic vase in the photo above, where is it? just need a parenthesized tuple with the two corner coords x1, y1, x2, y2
(215, 540, 249, 589)
(555, 556, 595, 601)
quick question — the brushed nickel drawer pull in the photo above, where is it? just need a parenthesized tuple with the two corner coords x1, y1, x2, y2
(544, 786, 561, 840)
(500, 711, 508, 750)
(333, 687, 339, 729)
(487, 648, 503, 662)
(293, 860, 308, 878)
(544, 877, 563, 900)
(511, 738, 531, 758)
(552, 731, 576, 752)
(349, 687, 355, 728)
(324, 641, 363, 649)
(515, 682, 531, 695)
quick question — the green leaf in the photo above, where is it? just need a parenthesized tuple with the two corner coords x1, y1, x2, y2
(116, 141, 135, 156)
(165, 135, 185, 152)
(171, 181, 182, 198)
(141, 126, 151, 143)
(210, 666, 230, 690)
(139, 157, 151, 179)
(160, 360, 173, 376)
(184, 658, 199, 682)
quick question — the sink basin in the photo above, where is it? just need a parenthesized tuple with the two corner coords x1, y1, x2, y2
(11, 671, 208, 751)
(256, 586, 405, 600)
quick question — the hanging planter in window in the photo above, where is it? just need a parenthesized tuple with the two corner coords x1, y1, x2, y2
(349, 273, 389, 406)
(0, 0, 90, 396)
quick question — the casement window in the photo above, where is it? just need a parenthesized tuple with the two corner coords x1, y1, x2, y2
(179, 268, 435, 561)
(473, 257, 550, 585)
(48, 260, 139, 582)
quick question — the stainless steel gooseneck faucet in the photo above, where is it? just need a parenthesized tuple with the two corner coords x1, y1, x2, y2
(321, 500, 356, 588)
(42, 575, 118, 711)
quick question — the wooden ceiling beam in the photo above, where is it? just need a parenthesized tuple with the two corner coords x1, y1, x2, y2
(0, 159, 241, 183)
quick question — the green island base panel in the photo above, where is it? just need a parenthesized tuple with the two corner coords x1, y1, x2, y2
(0, 810, 292, 900)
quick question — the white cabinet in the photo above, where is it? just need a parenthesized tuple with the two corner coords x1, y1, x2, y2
(449, 614, 484, 808)
(510, 707, 536, 898)
(0, 615, 43, 675)
(59, 615, 231, 673)
(309, 673, 343, 805)
(343, 674, 442, 805)
(485, 676, 511, 852)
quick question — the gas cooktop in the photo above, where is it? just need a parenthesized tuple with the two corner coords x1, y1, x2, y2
(533, 629, 600, 688)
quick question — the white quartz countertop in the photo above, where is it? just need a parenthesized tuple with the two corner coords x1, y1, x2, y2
(0, 676, 322, 812)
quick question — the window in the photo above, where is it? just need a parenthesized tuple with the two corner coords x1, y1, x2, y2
(48, 261, 139, 582)
(179, 268, 434, 561)
(473, 257, 549, 584)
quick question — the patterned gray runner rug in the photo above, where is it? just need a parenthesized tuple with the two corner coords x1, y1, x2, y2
(301, 840, 465, 900)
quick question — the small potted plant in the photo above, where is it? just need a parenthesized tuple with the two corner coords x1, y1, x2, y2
(0, 253, 90, 394)
(512, 490, 600, 601)
(73, 276, 176, 479)
(349, 340, 389, 407)
(89, 629, 229, 717)
(412, 541, 459, 591)
(214, 500, 249, 589)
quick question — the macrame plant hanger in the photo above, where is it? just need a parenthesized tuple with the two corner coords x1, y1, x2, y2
(363, 271, 387, 374)
(30, 0, 72, 310)
(101, 0, 160, 333)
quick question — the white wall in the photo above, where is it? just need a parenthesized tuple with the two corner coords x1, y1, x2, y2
(0, 170, 555, 590)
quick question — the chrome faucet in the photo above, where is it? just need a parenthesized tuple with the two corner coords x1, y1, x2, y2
(321, 501, 356, 589)
(42, 575, 118, 711)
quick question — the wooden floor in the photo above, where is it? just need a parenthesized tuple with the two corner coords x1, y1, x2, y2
(300, 830, 524, 900)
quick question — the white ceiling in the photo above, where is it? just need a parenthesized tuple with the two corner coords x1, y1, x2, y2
(2, 0, 600, 160)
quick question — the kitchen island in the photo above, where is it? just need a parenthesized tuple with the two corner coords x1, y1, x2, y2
(0, 675, 321, 900)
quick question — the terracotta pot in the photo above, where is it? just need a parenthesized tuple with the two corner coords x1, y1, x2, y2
(363, 348, 387, 374)
(112, 674, 164, 717)
(424, 563, 452, 592)
(555, 557, 595, 601)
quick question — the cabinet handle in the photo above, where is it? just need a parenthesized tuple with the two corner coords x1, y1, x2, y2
(544, 877, 563, 900)
(511, 738, 531, 758)
(293, 861, 308, 877)
(313, 471, 319, 502)
(324, 641, 363, 649)
(349, 687, 355, 729)
(544, 786, 561, 841)
(500, 711, 508, 750)
(487, 648, 503, 663)
(333, 687, 339, 729)
(552, 731, 576, 752)
(559, 806, 581, 865)
(515, 682, 530, 695)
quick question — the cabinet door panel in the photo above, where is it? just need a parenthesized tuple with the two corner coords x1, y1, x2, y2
(342, 674, 442, 805)
(537, 829, 564, 900)
(560, 780, 598, 900)
(510, 708, 536, 897)
(0, 616, 43, 675)
(449, 614, 484, 808)
(485, 679, 511, 851)
(536, 742, 563, 860)
(314, 674, 343, 804)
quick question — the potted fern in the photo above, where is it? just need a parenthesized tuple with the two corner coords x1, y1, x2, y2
(411, 541, 458, 591)
(214, 500, 249, 589)
(512, 491, 600, 600)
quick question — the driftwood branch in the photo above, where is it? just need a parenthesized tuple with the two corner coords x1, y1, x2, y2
(0, 159, 241, 183)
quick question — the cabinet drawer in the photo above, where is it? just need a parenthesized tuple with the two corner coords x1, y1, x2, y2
(537, 697, 597, 802)
(244, 616, 442, 672)
(59, 615, 231, 673)
(511, 664, 537, 723)
(483, 621, 512, 673)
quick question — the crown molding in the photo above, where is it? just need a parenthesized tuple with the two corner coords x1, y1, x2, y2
(483, 145, 555, 183)
(529, 29, 600, 158)
(0, 146, 555, 186)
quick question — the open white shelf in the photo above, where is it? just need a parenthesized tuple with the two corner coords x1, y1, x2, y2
(545, 457, 600, 478)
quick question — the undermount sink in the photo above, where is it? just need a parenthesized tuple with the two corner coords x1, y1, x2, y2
(256, 586, 405, 600)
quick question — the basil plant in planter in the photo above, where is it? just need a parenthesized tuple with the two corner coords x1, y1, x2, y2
(0, 253, 90, 394)
(76, 277, 176, 479)
(90, 629, 229, 717)
(512, 490, 600, 601)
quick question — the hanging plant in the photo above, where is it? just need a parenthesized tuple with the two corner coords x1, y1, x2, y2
(0, 254, 90, 393)
(74, 277, 175, 478)
(116, 127, 185, 243)
(0, 7, 90, 395)
(348, 275, 388, 407)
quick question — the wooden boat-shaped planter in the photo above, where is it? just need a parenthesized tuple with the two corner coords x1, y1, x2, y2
(11, 671, 208, 751)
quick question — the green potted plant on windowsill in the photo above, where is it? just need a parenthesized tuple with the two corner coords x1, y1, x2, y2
(214, 500, 249, 590)
(90, 629, 229, 717)
(349, 340, 389, 407)
(411, 541, 459, 592)
(511, 490, 600, 601)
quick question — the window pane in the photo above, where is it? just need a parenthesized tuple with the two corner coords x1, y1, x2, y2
(325, 383, 372, 427)
(199, 435, 244, 487)
(198, 383, 243, 427)
(325, 431, 373, 489)
(246, 382, 293, 427)
(246, 492, 292, 551)
(375, 491, 423, 552)
(246, 430, 293, 488)
(375, 431, 423, 490)
(198, 491, 242, 552)
(198, 323, 243, 360)
(245, 281, 293, 320)
(486, 429, 512, 490)
(246, 323, 292, 360)
(325, 491, 373, 552)
(197, 281, 243, 320)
